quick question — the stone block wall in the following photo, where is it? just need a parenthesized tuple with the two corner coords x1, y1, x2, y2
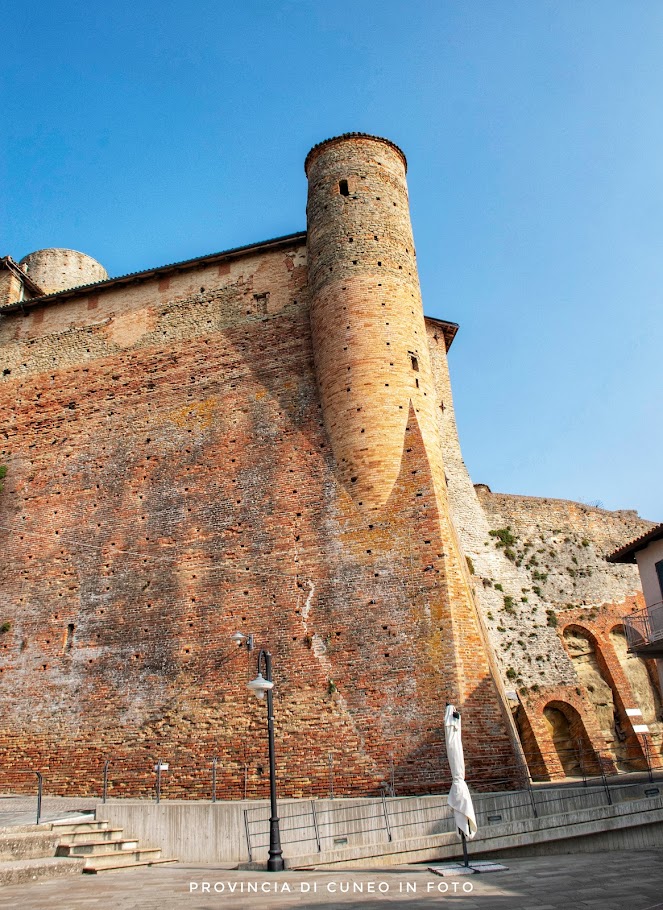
(426, 320, 660, 777)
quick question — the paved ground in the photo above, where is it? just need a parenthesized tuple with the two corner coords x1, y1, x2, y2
(0, 795, 98, 828)
(0, 851, 661, 910)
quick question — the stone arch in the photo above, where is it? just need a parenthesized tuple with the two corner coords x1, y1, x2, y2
(562, 624, 629, 767)
(542, 701, 599, 777)
(609, 624, 663, 760)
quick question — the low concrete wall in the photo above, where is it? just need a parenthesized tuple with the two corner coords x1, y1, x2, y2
(97, 781, 662, 864)
(97, 796, 454, 864)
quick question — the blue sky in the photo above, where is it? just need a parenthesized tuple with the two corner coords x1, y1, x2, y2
(2, 1, 661, 521)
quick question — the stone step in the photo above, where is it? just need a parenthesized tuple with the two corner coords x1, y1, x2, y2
(0, 856, 86, 886)
(77, 848, 165, 871)
(0, 830, 59, 861)
(57, 827, 124, 845)
(83, 857, 179, 874)
(57, 838, 140, 857)
(50, 820, 109, 835)
(0, 824, 44, 835)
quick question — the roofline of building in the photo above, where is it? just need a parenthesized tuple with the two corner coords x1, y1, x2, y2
(0, 256, 45, 297)
(606, 522, 663, 564)
(1, 235, 459, 350)
(423, 315, 458, 352)
(0, 232, 307, 314)
(304, 133, 408, 175)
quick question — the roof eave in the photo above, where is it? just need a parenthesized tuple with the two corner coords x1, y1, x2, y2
(606, 522, 663, 563)
(0, 231, 307, 314)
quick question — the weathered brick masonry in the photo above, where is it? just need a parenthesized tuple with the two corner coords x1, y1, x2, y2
(0, 133, 658, 796)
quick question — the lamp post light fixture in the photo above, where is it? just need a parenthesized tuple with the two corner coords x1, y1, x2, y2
(233, 632, 284, 872)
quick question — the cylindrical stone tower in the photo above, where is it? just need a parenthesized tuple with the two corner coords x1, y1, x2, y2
(305, 133, 446, 511)
(19, 248, 108, 295)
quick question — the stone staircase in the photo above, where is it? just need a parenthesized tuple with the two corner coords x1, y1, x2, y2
(0, 815, 176, 884)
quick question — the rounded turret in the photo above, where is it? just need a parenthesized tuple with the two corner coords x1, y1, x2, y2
(305, 133, 443, 511)
(19, 248, 108, 295)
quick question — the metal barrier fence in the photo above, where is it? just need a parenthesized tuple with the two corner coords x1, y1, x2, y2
(2, 738, 660, 837)
(240, 741, 663, 859)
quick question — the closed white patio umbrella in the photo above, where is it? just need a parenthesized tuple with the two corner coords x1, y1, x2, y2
(444, 703, 477, 866)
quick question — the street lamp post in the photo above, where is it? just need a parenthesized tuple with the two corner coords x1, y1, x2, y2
(233, 632, 284, 872)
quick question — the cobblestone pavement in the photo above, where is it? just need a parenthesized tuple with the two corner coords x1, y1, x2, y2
(0, 851, 661, 910)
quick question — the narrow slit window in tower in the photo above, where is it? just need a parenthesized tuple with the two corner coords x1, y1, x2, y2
(339, 180, 349, 196)
(410, 354, 419, 371)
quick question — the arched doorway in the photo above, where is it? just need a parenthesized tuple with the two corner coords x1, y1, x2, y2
(609, 626, 663, 760)
(563, 625, 628, 767)
(543, 702, 598, 777)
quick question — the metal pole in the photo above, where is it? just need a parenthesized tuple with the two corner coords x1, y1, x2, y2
(381, 791, 392, 842)
(244, 808, 253, 864)
(212, 757, 217, 803)
(598, 753, 612, 806)
(156, 759, 162, 804)
(642, 735, 653, 783)
(518, 749, 538, 818)
(311, 800, 321, 852)
(460, 830, 469, 867)
(577, 738, 587, 787)
(262, 651, 284, 872)
(102, 760, 109, 803)
(35, 772, 43, 825)
(328, 752, 334, 799)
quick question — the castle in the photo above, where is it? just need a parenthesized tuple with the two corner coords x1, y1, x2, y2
(0, 133, 660, 798)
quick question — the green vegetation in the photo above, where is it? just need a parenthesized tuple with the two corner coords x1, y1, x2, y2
(546, 609, 558, 628)
(494, 583, 504, 592)
(503, 595, 516, 615)
(506, 667, 517, 680)
(489, 526, 518, 561)
(0, 621, 11, 634)
(465, 555, 475, 575)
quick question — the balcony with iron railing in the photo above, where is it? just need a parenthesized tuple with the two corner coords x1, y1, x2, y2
(623, 601, 663, 656)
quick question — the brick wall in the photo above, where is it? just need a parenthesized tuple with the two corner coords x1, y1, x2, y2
(0, 222, 515, 798)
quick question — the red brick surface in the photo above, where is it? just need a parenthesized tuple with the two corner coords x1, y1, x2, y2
(0, 137, 517, 799)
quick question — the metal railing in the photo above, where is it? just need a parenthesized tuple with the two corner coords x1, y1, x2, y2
(1, 736, 660, 822)
(624, 601, 663, 651)
(0, 770, 43, 824)
(241, 744, 663, 860)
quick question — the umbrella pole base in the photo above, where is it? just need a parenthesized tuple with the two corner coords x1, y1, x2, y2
(428, 861, 509, 877)
(461, 830, 469, 867)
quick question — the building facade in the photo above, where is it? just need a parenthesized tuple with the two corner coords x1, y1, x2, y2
(0, 134, 660, 798)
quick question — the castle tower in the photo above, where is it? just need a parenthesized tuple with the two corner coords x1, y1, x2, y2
(19, 248, 107, 295)
(305, 133, 446, 511)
